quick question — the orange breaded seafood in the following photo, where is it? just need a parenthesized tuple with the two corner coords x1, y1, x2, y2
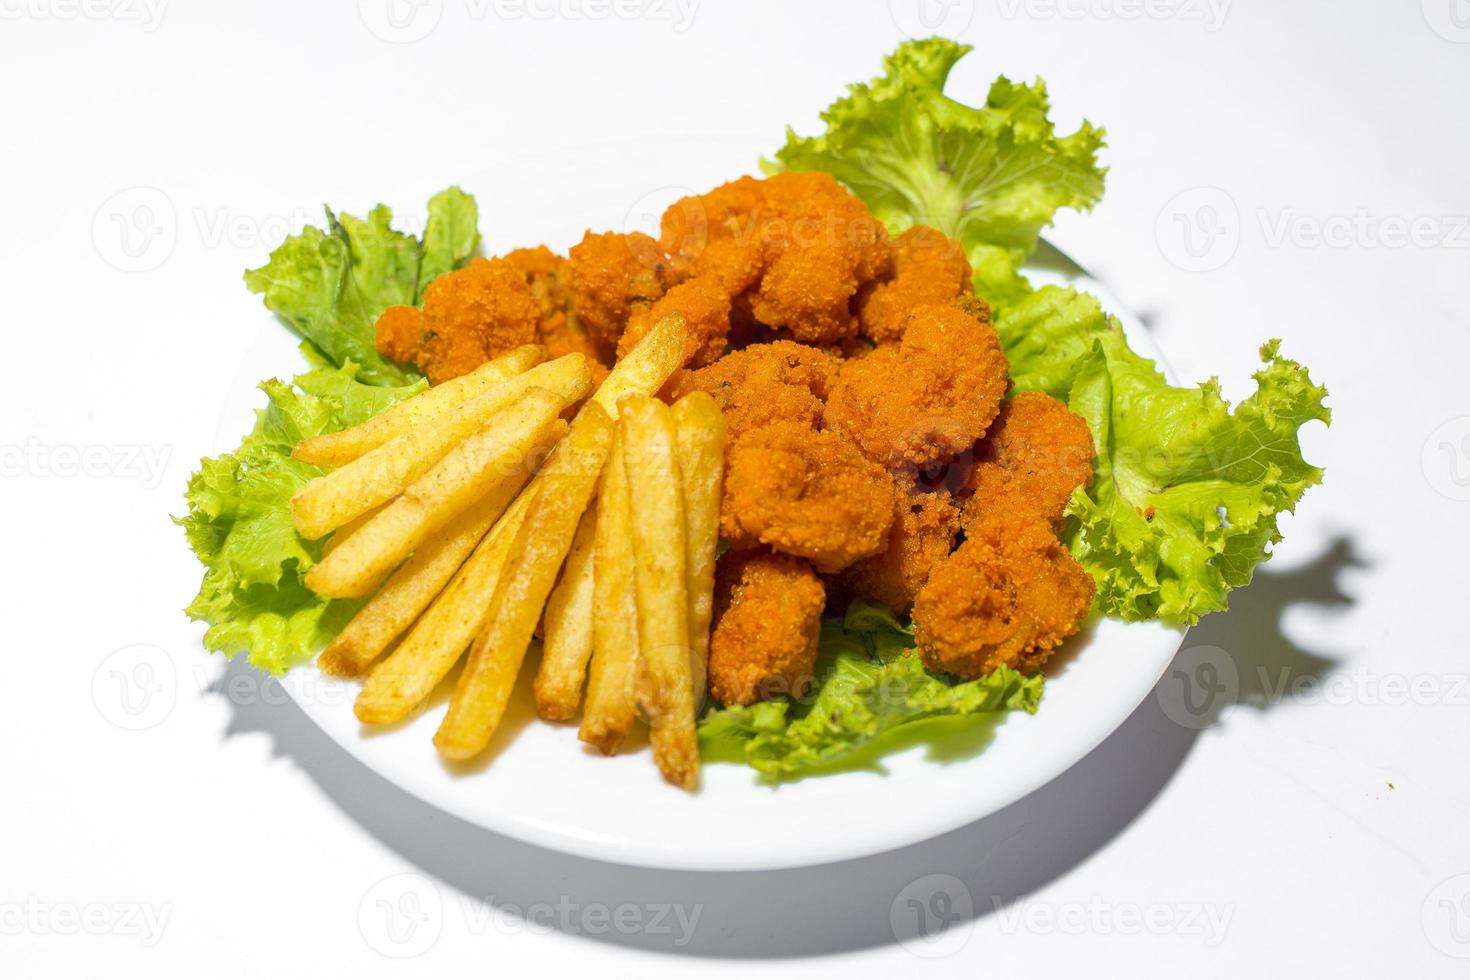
(963, 390, 1095, 530)
(857, 225, 973, 344)
(824, 300, 1009, 472)
(843, 486, 962, 614)
(912, 509, 1095, 679)
(721, 420, 895, 574)
(567, 230, 665, 357)
(666, 340, 840, 440)
(373, 256, 540, 385)
(708, 550, 826, 706)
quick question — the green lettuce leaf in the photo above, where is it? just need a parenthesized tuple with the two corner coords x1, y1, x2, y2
(766, 37, 1106, 306)
(243, 188, 479, 386)
(699, 601, 1044, 778)
(996, 287, 1331, 625)
(175, 362, 424, 673)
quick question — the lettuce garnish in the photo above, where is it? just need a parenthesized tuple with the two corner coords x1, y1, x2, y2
(766, 37, 1106, 306)
(243, 187, 478, 385)
(699, 603, 1043, 779)
(176, 361, 424, 672)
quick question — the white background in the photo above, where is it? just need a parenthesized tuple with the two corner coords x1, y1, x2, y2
(3, 0, 1469, 975)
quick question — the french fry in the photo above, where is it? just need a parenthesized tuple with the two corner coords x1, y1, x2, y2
(532, 503, 599, 721)
(290, 353, 591, 540)
(578, 424, 640, 755)
(355, 490, 538, 725)
(321, 503, 385, 558)
(590, 313, 686, 413)
(306, 389, 566, 598)
(435, 403, 614, 760)
(293, 346, 545, 467)
(318, 492, 506, 678)
(671, 392, 726, 711)
(620, 394, 698, 790)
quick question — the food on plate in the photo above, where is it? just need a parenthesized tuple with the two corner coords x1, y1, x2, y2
(178, 38, 1329, 789)
(579, 422, 641, 755)
(354, 490, 537, 724)
(620, 393, 700, 789)
(532, 504, 599, 721)
(708, 550, 825, 707)
(671, 392, 727, 706)
(293, 346, 544, 467)
(435, 403, 615, 759)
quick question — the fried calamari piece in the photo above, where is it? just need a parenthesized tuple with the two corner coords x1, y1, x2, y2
(824, 301, 1009, 472)
(912, 511, 1094, 678)
(619, 275, 732, 368)
(660, 172, 891, 345)
(708, 550, 826, 706)
(375, 304, 423, 365)
(964, 391, 1095, 529)
(844, 486, 961, 614)
(567, 230, 665, 356)
(504, 246, 609, 382)
(721, 420, 894, 573)
(666, 340, 840, 440)
(374, 256, 541, 385)
(857, 225, 974, 344)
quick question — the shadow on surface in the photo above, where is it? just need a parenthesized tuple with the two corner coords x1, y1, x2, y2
(212, 536, 1361, 958)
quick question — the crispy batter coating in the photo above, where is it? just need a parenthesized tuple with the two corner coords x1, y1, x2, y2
(708, 550, 826, 706)
(504, 245, 610, 384)
(964, 391, 1095, 530)
(844, 486, 961, 614)
(721, 420, 895, 573)
(567, 230, 665, 356)
(913, 512, 1094, 678)
(666, 340, 840, 441)
(374, 256, 541, 385)
(374, 304, 423, 364)
(824, 301, 1009, 472)
(857, 225, 973, 344)
(660, 172, 891, 345)
(619, 275, 732, 368)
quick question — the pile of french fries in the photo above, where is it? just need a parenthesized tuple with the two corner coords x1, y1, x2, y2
(287, 314, 725, 789)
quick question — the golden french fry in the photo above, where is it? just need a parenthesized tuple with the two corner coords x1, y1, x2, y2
(532, 503, 599, 721)
(293, 346, 545, 466)
(591, 313, 686, 413)
(306, 391, 566, 598)
(355, 490, 538, 725)
(435, 404, 614, 760)
(290, 353, 591, 539)
(321, 503, 385, 558)
(671, 391, 726, 712)
(578, 424, 640, 755)
(620, 394, 698, 790)
(318, 492, 506, 678)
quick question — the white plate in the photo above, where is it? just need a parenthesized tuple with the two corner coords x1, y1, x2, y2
(220, 138, 1187, 871)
